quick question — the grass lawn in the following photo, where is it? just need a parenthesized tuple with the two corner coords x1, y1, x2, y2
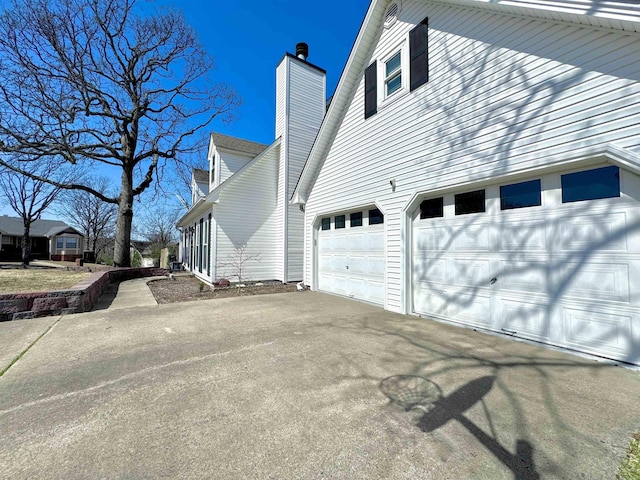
(0, 268, 93, 294)
(619, 431, 640, 480)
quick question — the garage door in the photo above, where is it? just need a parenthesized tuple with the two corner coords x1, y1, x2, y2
(317, 209, 385, 306)
(412, 165, 640, 365)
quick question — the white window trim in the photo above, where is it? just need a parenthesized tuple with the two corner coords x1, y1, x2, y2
(377, 42, 409, 109)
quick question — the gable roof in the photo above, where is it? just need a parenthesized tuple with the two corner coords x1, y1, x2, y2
(291, 0, 640, 204)
(177, 138, 282, 227)
(211, 133, 269, 157)
(0, 216, 83, 237)
(193, 168, 209, 184)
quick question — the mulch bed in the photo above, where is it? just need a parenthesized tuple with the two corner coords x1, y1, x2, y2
(147, 275, 301, 304)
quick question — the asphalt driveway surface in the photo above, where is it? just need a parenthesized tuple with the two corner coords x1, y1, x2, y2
(1, 292, 639, 479)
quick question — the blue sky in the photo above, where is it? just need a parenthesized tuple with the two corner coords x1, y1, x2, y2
(0, 0, 371, 220)
(190, 0, 370, 145)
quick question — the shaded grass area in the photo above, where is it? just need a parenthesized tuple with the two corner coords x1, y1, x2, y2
(0, 269, 92, 293)
(618, 432, 640, 480)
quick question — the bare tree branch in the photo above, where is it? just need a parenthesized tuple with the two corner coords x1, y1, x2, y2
(0, 0, 241, 266)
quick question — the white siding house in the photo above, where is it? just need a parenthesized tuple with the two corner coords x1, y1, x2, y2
(293, 0, 640, 366)
(178, 44, 326, 284)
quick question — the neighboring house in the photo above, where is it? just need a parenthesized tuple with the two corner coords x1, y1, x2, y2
(292, 1, 640, 366)
(178, 43, 326, 283)
(0, 215, 84, 261)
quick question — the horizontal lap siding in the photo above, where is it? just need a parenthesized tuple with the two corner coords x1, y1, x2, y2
(286, 58, 326, 281)
(214, 158, 280, 282)
(304, 0, 640, 312)
(219, 152, 253, 184)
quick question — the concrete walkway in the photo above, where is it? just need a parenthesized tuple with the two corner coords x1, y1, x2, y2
(92, 276, 165, 311)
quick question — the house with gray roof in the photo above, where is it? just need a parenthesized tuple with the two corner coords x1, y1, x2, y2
(177, 43, 326, 283)
(0, 216, 84, 261)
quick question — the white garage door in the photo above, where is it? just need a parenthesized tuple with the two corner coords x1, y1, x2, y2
(412, 165, 640, 365)
(317, 209, 385, 306)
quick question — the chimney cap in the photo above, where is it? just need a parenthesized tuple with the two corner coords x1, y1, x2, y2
(296, 42, 309, 61)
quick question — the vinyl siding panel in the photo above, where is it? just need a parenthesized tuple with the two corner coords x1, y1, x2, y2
(304, 0, 640, 312)
(219, 152, 254, 185)
(214, 156, 280, 282)
(287, 60, 326, 199)
(285, 58, 326, 281)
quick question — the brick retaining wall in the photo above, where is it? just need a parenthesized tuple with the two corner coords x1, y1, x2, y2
(0, 267, 168, 321)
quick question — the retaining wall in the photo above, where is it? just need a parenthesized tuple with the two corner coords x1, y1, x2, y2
(0, 267, 168, 321)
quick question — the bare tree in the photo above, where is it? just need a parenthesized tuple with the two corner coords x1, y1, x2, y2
(218, 244, 261, 283)
(136, 202, 180, 250)
(54, 176, 117, 261)
(0, 158, 73, 265)
(0, 0, 240, 266)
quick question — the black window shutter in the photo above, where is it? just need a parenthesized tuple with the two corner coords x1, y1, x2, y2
(364, 62, 377, 119)
(410, 17, 429, 91)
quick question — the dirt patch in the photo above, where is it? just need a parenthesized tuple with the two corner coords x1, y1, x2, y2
(0, 267, 93, 294)
(148, 275, 301, 304)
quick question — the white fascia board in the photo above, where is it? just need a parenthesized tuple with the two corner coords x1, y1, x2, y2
(204, 137, 282, 202)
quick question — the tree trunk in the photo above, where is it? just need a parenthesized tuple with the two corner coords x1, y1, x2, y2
(22, 222, 31, 267)
(112, 168, 134, 267)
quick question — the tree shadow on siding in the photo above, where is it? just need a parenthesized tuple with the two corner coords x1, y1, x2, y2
(413, 8, 640, 190)
(412, 195, 640, 366)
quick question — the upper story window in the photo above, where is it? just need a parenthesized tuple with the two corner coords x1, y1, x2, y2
(385, 52, 402, 97)
(364, 16, 429, 119)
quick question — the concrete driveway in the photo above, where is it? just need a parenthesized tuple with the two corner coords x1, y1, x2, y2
(1, 292, 639, 479)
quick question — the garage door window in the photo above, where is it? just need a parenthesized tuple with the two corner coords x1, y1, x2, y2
(350, 212, 363, 227)
(561, 166, 620, 203)
(455, 190, 485, 215)
(335, 215, 346, 229)
(321, 218, 331, 231)
(420, 197, 443, 219)
(369, 208, 384, 225)
(500, 179, 541, 210)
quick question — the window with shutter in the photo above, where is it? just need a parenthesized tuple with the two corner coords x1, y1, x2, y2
(410, 17, 429, 91)
(364, 62, 377, 119)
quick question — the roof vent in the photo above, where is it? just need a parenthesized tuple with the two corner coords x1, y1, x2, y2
(296, 42, 309, 61)
(384, 2, 401, 29)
